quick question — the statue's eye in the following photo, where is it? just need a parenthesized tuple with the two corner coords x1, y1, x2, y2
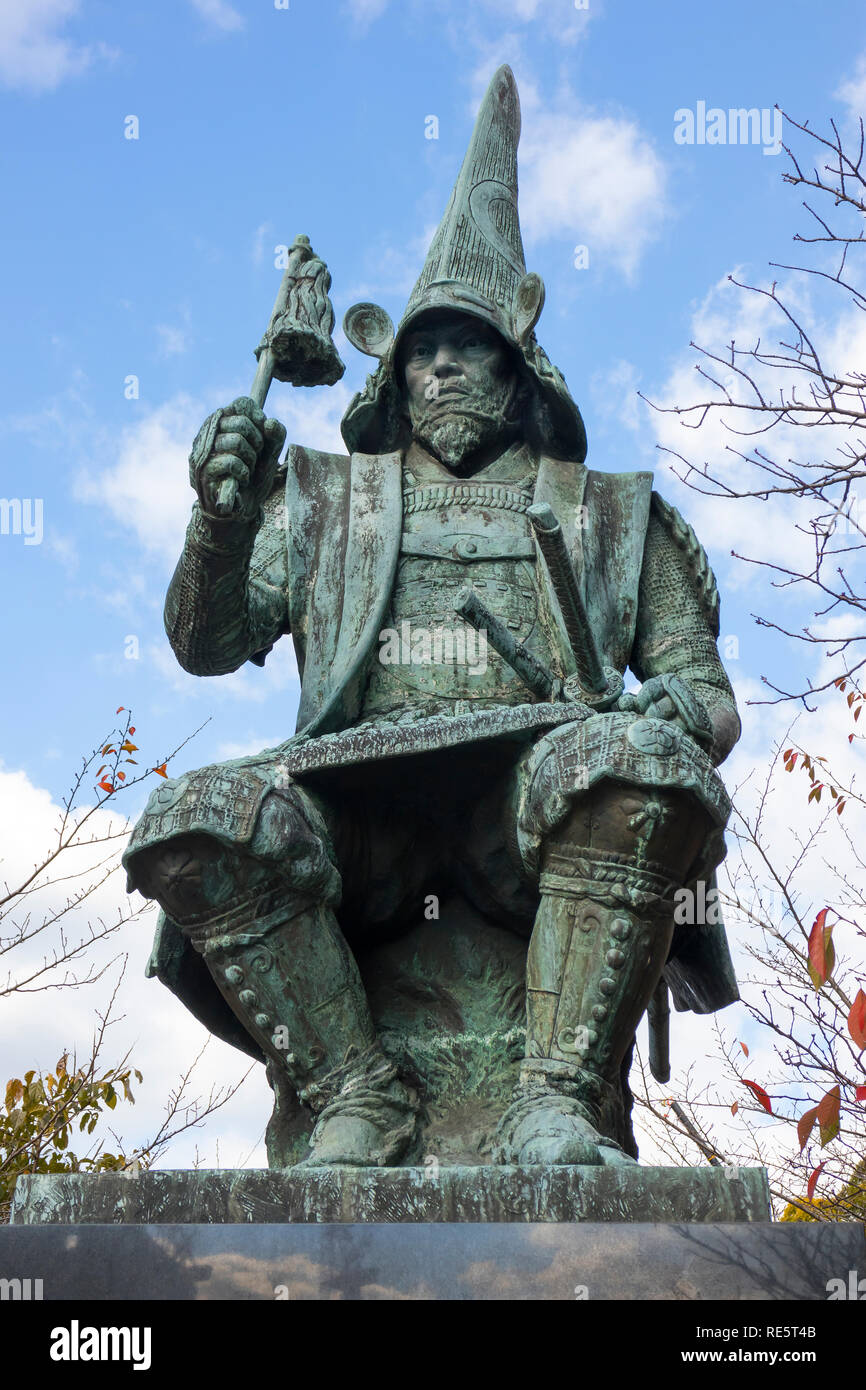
(409, 342, 432, 360)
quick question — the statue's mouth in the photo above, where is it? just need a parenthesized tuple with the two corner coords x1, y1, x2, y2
(429, 386, 470, 409)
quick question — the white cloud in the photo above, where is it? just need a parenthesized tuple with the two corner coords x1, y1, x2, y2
(0, 0, 114, 93)
(187, 0, 244, 33)
(474, 0, 590, 45)
(343, 0, 389, 26)
(252, 221, 275, 268)
(589, 358, 642, 433)
(76, 395, 202, 564)
(520, 108, 669, 279)
(155, 322, 191, 357)
(835, 52, 866, 124)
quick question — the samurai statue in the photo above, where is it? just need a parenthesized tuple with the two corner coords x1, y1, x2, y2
(123, 67, 740, 1170)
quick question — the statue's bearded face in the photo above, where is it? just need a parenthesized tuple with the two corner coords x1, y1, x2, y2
(400, 310, 524, 472)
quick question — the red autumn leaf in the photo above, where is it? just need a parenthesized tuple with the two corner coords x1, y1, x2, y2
(807, 1162, 826, 1201)
(740, 1041, 749, 1058)
(101, 745, 115, 756)
(855, 1086, 866, 1103)
(797, 1104, 819, 1152)
(817, 1085, 841, 1146)
(97, 778, 114, 793)
(848, 989, 866, 1051)
(807, 908, 835, 989)
(153, 763, 168, 778)
(116, 706, 125, 713)
(742, 1079, 773, 1114)
(129, 726, 135, 735)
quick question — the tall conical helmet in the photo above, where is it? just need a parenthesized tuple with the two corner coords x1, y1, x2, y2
(341, 66, 586, 462)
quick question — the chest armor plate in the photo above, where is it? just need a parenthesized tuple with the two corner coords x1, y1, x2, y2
(361, 480, 557, 712)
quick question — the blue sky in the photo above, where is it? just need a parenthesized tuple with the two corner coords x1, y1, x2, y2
(1, 0, 865, 1175)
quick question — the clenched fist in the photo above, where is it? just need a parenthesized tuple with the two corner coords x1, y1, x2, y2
(189, 396, 286, 521)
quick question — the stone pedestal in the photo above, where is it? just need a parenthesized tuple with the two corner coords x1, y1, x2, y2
(11, 1164, 770, 1225)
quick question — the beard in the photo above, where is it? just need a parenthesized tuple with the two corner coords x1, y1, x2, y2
(408, 373, 521, 473)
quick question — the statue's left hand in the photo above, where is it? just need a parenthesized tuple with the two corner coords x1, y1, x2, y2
(620, 674, 714, 750)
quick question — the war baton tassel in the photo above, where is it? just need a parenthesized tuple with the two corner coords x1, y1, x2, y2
(215, 234, 345, 516)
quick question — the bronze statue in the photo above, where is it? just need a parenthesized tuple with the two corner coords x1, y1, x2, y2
(124, 67, 740, 1170)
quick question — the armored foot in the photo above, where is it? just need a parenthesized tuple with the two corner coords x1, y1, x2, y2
(298, 1047, 419, 1167)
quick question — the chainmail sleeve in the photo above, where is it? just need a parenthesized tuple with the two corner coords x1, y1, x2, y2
(164, 478, 289, 676)
(630, 494, 740, 766)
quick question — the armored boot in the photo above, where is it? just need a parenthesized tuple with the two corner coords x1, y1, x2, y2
(131, 827, 419, 1167)
(199, 899, 419, 1167)
(497, 782, 710, 1165)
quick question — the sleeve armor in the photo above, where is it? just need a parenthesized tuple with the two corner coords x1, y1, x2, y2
(631, 493, 739, 765)
(164, 470, 290, 676)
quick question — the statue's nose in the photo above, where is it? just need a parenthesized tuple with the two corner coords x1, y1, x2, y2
(431, 344, 461, 376)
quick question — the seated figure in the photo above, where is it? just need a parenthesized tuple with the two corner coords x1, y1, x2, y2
(123, 67, 740, 1170)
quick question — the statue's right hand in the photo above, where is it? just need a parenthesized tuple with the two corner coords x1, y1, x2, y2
(189, 397, 286, 521)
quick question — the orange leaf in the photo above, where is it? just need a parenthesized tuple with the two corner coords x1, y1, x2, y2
(817, 1085, 841, 1146)
(97, 778, 114, 793)
(730, 1101, 739, 1116)
(848, 989, 866, 1051)
(116, 706, 125, 713)
(797, 1104, 819, 1152)
(153, 763, 168, 778)
(807, 1162, 826, 1201)
(742, 1079, 773, 1114)
(740, 1041, 749, 1058)
(116, 771, 126, 782)
(807, 908, 835, 989)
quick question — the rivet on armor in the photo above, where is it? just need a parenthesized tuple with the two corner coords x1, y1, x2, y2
(224, 965, 244, 985)
(239, 989, 257, 1007)
(610, 918, 631, 940)
(599, 977, 616, 996)
(254, 1013, 270, 1030)
(591, 1004, 608, 1021)
(606, 949, 626, 969)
